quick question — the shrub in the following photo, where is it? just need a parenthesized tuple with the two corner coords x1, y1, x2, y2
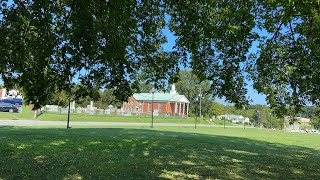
(310, 118, 320, 130)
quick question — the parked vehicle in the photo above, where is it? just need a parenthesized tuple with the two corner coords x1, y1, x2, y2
(0, 103, 19, 113)
(0, 98, 22, 106)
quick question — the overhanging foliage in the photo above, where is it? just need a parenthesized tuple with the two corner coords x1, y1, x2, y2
(1, 0, 320, 115)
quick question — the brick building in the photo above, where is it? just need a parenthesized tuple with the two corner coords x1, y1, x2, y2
(122, 84, 190, 117)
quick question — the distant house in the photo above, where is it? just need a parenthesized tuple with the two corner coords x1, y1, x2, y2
(217, 114, 250, 123)
(122, 84, 190, 117)
(0, 89, 23, 99)
(296, 117, 311, 124)
(286, 117, 311, 124)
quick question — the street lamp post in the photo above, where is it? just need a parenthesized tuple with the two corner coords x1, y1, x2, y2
(244, 106, 246, 130)
(257, 110, 260, 128)
(195, 84, 202, 119)
(269, 112, 272, 129)
(199, 88, 202, 119)
(66, 77, 72, 129)
(67, 97, 71, 128)
(224, 105, 226, 129)
(150, 90, 154, 128)
(194, 95, 199, 129)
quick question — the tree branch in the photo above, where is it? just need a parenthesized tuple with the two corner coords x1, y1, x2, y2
(271, 21, 282, 44)
(62, 0, 77, 30)
(289, 19, 296, 49)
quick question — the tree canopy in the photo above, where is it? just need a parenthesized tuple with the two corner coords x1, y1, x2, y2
(211, 102, 224, 116)
(1, 0, 320, 116)
(251, 0, 320, 117)
(175, 70, 213, 117)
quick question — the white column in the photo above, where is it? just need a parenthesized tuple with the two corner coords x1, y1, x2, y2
(182, 103, 185, 115)
(175, 102, 177, 113)
(142, 102, 144, 113)
(179, 103, 181, 115)
(186, 103, 189, 116)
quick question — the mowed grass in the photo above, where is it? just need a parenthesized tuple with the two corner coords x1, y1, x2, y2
(37, 113, 208, 124)
(0, 106, 34, 120)
(0, 106, 210, 124)
(0, 126, 319, 179)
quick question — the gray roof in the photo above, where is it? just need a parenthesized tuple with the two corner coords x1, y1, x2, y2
(133, 93, 190, 103)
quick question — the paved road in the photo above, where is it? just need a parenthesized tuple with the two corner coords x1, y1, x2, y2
(0, 119, 252, 128)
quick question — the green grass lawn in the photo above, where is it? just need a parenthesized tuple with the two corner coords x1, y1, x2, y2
(0, 106, 34, 120)
(0, 126, 319, 179)
(211, 118, 235, 126)
(36, 112, 209, 124)
(0, 106, 210, 124)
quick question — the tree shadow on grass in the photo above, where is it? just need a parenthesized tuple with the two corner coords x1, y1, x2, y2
(0, 126, 319, 179)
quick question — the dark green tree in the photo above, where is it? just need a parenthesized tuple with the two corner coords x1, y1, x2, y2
(47, 90, 69, 107)
(211, 102, 225, 116)
(2, 0, 320, 117)
(94, 89, 122, 109)
(310, 119, 320, 130)
(251, 1, 320, 117)
(299, 106, 315, 119)
(175, 70, 213, 117)
(310, 107, 320, 130)
(0, 0, 176, 109)
(134, 82, 154, 93)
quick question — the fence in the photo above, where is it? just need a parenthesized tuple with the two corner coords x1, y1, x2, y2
(43, 105, 187, 119)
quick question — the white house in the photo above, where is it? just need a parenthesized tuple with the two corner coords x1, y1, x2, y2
(217, 114, 250, 123)
(0, 89, 23, 99)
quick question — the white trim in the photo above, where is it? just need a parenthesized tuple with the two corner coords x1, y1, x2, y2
(186, 104, 189, 115)
(183, 103, 185, 115)
(175, 102, 178, 113)
(176, 96, 190, 103)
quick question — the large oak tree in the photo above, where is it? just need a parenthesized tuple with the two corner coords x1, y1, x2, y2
(1, 0, 320, 117)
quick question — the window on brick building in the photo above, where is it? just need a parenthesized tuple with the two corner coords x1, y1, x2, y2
(158, 103, 162, 113)
(148, 103, 151, 112)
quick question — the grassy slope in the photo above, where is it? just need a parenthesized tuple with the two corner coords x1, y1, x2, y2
(0, 126, 319, 179)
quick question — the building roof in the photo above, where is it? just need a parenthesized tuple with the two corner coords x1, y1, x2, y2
(133, 92, 190, 103)
(225, 114, 244, 119)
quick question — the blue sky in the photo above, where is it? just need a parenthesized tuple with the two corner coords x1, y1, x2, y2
(162, 26, 267, 105)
